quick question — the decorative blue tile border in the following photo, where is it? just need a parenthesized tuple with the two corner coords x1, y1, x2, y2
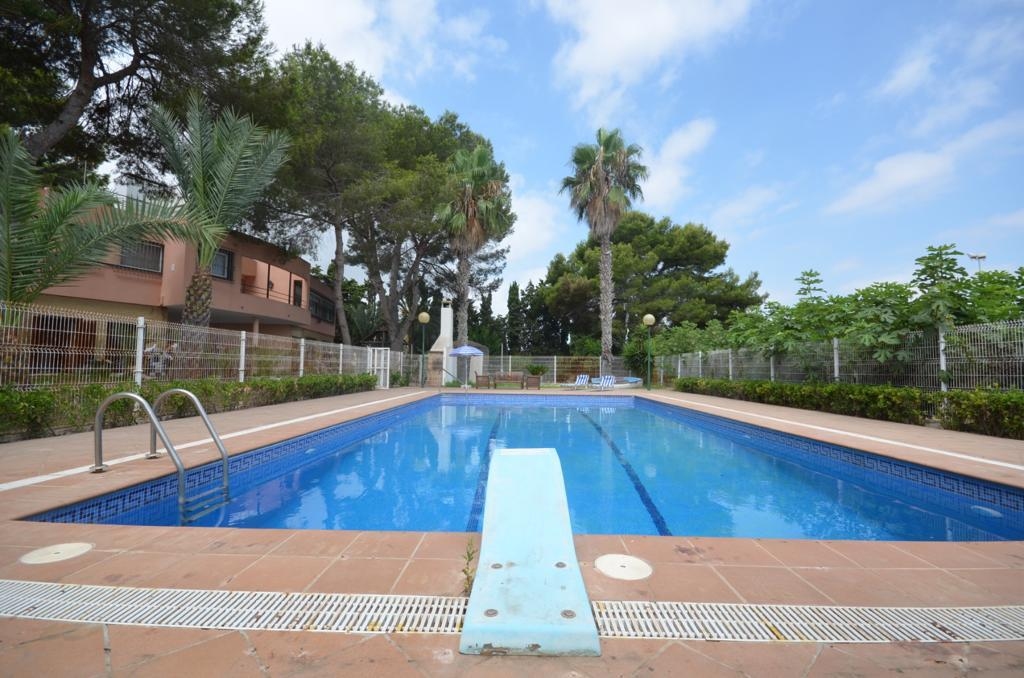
(636, 398, 1024, 529)
(24, 393, 1024, 538)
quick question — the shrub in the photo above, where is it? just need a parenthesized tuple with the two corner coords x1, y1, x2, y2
(674, 378, 927, 425)
(0, 373, 379, 441)
(933, 389, 1024, 440)
(525, 364, 548, 376)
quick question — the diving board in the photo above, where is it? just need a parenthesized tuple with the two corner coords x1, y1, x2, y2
(459, 448, 600, 656)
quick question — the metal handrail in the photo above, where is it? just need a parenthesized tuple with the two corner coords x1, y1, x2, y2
(151, 388, 230, 508)
(92, 392, 188, 518)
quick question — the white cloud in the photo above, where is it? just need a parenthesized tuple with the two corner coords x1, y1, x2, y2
(505, 176, 572, 265)
(545, 0, 751, 121)
(912, 78, 996, 136)
(825, 152, 954, 215)
(875, 52, 934, 98)
(262, 0, 502, 84)
(990, 208, 1024, 229)
(826, 111, 1024, 216)
(709, 185, 781, 234)
(641, 118, 716, 212)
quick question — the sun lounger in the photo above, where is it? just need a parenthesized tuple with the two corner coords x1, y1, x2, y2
(592, 375, 614, 390)
(570, 374, 589, 390)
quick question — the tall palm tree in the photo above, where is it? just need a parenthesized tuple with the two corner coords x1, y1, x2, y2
(436, 145, 513, 346)
(151, 93, 289, 326)
(561, 128, 647, 372)
(0, 127, 190, 303)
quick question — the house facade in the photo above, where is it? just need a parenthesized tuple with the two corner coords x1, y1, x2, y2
(37, 231, 338, 341)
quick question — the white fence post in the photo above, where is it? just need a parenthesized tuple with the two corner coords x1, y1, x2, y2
(728, 349, 733, 380)
(938, 327, 948, 392)
(239, 331, 247, 382)
(770, 354, 775, 382)
(133, 316, 145, 387)
(298, 338, 305, 377)
(698, 351, 703, 378)
(338, 343, 344, 375)
(833, 337, 840, 382)
(553, 355, 557, 385)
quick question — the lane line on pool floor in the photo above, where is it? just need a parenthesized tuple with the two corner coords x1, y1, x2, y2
(1, 579, 1022, 643)
(0, 390, 433, 494)
(651, 394, 1024, 473)
(578, 410, 671, 536)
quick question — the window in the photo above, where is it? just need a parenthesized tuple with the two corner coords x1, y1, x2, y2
(310, 290, 335, 323)
(119, 242, 163, 273)
(211, 249, 233, 280)
(292, 280, 303, 307)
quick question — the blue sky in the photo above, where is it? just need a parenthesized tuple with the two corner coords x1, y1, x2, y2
(262, 0, 1024, 314)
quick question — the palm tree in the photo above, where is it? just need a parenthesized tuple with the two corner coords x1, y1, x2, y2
(0, 127, 190, 303)
(151, 93, 289, 326)
(560, 128, 647, 372)
(436, 145, 513, 346)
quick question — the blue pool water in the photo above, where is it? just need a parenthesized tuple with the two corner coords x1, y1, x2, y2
(29, 396, 1024, 540)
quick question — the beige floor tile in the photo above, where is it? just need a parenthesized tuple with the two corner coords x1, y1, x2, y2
(115, 628, 264, 677)
(307, 556, 408, 594)
(892, 541, 1009, 568)
(146, 552, 260, 589)
(269, 528, 359, 557)
(581, 562, 655, 600)
(956, 541, 1024, 569)
(683, 639, 822, 677)
(875, 568, 1012, 605)
(415, 530, 481, 559)
(244, 630, 391, 677)
(686, 537, 782, 566)
(757, 539, 860, 567)
(572, 533, 627, 562)
(222, 554, 334, 591)
(199, 527, 292, 555)
(61, 549, 187, 587)
(715, 565, 833, 604)
(821, 540, 935, 568)
(0, 546, 116, 582)
(392, 557, 467, 597)
(622, 534, 701, 563)
(793, 568, 924, 606)
(343, 530, 424, 558)
(637, 640, 746, 676)
(805, 641, 978, 676)
(945, 568, 1024, 601)
(0, 619, 107, 678)
(644, 562, 743, 603)
(107, 626, 236, 672)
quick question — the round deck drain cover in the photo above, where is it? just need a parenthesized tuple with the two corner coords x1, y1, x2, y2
(594, 553, 653, 581)
(20, 542, 93, 564)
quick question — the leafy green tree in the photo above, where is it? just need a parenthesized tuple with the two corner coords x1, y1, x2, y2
(151, 93, 288, 327)
(505, 281, 525, 353)
(257, 44, 387, 343)
(910, 244, 969, 330)
(3, 0, 266, 177)
(561, 128, 647, 371)
(436, 145, 514, 346)
(0, 127, 189, 302)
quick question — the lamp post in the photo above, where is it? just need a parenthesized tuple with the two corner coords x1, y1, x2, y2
(642, 313, 655, 391)
(418, 311, 430, 386)
(967, 253, 986, 273)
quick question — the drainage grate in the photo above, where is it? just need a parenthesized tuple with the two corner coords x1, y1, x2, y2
(1, 580, 1022, 643)
(593, 600, 1024, 643)
(0, 580, 466, 634)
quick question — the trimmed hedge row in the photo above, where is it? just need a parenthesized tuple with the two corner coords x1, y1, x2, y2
(673, 377, 1023, 440)
(0, 373, 379, 440)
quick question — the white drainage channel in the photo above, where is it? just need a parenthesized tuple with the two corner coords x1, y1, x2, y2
(1, 580, 1022, 643)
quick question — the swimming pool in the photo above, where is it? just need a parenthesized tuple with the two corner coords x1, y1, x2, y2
(28, 395, 1024, 540)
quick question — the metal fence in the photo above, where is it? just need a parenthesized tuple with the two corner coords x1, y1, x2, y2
(657, 319, 1024, 391)
(0, 301, 402, 392)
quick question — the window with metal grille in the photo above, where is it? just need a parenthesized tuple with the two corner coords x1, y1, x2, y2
(119, 242, 163, 272)
(310, 290, 335, 323)
(211, 249, 234, 280)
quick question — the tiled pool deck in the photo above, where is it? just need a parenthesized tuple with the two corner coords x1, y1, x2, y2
(0, 387, 1022, 676)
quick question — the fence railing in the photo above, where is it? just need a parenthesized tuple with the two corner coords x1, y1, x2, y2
(0, 301, 402, 392)
(3, 301, 1020, 396)
(656, 319, 1024, 391)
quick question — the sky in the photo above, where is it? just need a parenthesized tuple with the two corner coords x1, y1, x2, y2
(261, 0, 1024, 314)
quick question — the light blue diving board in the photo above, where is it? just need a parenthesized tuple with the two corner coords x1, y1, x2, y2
(459, 448, 600, 656)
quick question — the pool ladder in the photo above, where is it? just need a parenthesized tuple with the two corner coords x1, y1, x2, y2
(92, 389, 230, 523)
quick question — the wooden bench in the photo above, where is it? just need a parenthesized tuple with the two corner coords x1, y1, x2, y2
(493, 371, 524, 389)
